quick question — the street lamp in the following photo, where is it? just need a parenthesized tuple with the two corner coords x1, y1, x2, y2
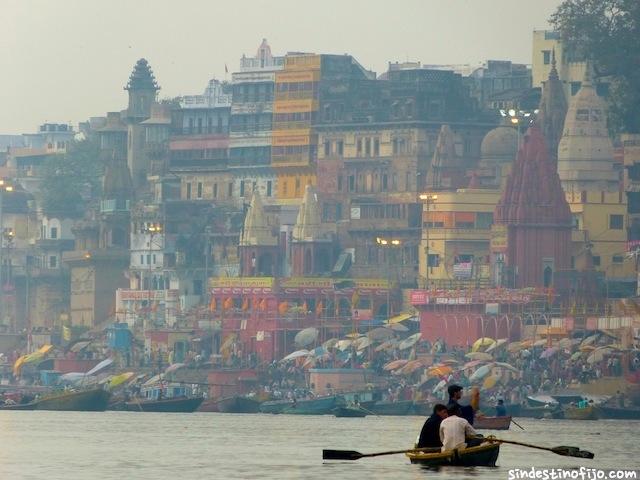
(499, 109, 539, 149)
(419, 193, 438, 289)
(0, 179, 15, 328)
(141, 222, 163, 329)
(376, 236, 402, 320)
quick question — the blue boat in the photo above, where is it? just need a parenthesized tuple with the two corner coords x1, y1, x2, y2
(261, 395, 342, 415)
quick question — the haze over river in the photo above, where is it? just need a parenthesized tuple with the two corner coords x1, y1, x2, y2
(0, 412, 637, 479)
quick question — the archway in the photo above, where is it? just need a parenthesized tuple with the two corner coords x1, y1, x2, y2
(543, 266, 553, 288)
(304, 248, 313, 275)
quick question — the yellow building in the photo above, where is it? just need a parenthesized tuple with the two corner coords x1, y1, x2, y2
(419, 188, 501, 288)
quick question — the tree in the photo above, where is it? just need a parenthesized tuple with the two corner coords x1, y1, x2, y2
(550, 0, 640, 133)
(40, 137, 103, 218)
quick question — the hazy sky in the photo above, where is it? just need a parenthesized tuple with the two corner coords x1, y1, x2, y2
(3, 0, 562, 134)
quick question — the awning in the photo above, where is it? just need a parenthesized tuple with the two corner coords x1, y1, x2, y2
(386, 312, 416, 325)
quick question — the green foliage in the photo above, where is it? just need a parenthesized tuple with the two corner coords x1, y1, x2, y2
(40, 137, 103, 218)
(550, 0, 640, 133)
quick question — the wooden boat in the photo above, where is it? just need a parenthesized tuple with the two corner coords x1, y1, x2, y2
(474, 415, 511, 430)
(406, 442, 500, 467)
(281, 395, 341, 415)
(369, 400, 414, 416)
(598, 405, 640, 420)
(259, 399, 290, 414)
(518, 404, 564, 419)
(197, 399, 220, 412)
(333, 406, 367, 418)
(35, 388, 111, 412)
(123, 396, 203, 413)
(564, 405, 599, 420)
(214, 395, 261, 413)
(0, 401, 37, 411)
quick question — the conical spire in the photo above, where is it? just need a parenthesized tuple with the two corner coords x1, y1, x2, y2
(124, 58, 160, 91)
(428, 125, 463, 189)
(240, 190, 278, 246)
(536, 48, 567, 163)
(293, 185, 323, 241)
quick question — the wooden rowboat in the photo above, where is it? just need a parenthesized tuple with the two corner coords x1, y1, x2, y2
(598, 405, 640, 420)
(122, 396, 204, 413)
(214, 395, 261, 413)
(333, 406, 367, 418)
(369, 400, 414, 416)
(564, 405, 599, 420)
(406, 442, 500, 467)
(474, 415, 511, 430)
(35, 388, 111, 412)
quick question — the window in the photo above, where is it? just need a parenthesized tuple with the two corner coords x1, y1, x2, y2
(337, 140, 344, 155)
(50, 227, 58, 239)
(49, 256, 57, 268)
(140, 255, 145, 265)
(266, 180, 272, 197)
(570, 82, 582, 96)
(592, 256, 601, 267)
(240, 180, 245, 197)
(186, 183, 192, 199)
(365, 138, 371, 156)
(382, 174, 388, 191)
(348, 175, 355, 192)
(610, 214, 624, 230)
(542, 50, 551, 65)
(197, 182, 203, 199)
(295, 177, 301, 194)
(324, 141, 331, 156)
(612, 255, 624, 264)
(213, 183, 218, 198)
(147, 254, 152, 265)
(336, 203, 342, 220)
(322, 204, 331, 222)
(476, 212, 493, 229)
(373, 138, 380, 157)
(228, 182, 233, 197)
(337, 176, 343, 192)
(282, 181, 288, 196)
(356, 139, 363, 156)
(427, 254, 440, 267)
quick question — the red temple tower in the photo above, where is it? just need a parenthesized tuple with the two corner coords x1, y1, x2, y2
(493, 126, 572, 288)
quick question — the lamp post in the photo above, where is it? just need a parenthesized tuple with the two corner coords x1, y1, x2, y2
(142, 222, 163, 330)
(499, 109, 538, 149)
(376, 236, 402, 320)
(419, 193, 438, 290)
(0, 179, 14, 328)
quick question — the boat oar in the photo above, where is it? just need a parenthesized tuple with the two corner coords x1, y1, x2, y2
(490, 437, 594, 459)
(323, 447, 430, 461)
(511, 418, 525, 430)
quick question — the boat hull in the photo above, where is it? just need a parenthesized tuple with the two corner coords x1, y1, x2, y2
(0, 402, 37, 411)
(369, 400, 414, 416)
(123, 396, 204, 413)
(599, 405, 640, 420)
(282, 396, 340, 415)
(333, 406, 367, 418)
(215, 396, 261, 413)
(407, 442, 500, 467)
(474, 415, 511, 430)
(35, 388, 111, 412)
(564, 406, 599, 420)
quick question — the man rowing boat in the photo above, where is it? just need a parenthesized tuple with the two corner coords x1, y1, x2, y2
(447, 384, 475, 425)
(439, 404, 482, 452)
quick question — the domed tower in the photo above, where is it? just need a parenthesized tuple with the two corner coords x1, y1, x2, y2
(557, 66, 618, 193)
(100, 150, 133, 249)
(477, 121, 518, 187)
(239, 191, 279, 276)
(536, 51, 567, 164)
(124, 58, 160, 189)
(291, 185, 334, 276)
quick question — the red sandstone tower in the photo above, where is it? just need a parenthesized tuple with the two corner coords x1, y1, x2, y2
(493, 126, 572, 288)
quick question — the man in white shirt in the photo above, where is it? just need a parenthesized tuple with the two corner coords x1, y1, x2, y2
(439, 405, 480, 452)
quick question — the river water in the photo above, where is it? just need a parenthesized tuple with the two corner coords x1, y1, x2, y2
(0, 412, 637, 480)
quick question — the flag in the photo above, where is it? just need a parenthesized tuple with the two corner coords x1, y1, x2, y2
(242, 297, 249, 311)
(259, 298, 267, 311)
(302, 301, 308, 313)
(223, 297, 233, 311)
(315, 301, 323, 317)
(278, 301, 289, 315)
(209, 297, 217, 312)
(62, 325, 72, 342)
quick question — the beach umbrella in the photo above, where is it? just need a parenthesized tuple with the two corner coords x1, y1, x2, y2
(462, 360, 484, 370)
(507, 341, 523, 353)
(164, 362, 186, 374)
(143, 374, 162, 386)
(540, 347, 559, 359)
(389, 323, 409, 332)
(441, 358, 460, 365)
(570, 351, 583, 361)
(107, 372, 135, 389)
(383, 359, 408, 371)
(367, 327, 395, 341)
(483, 375, 499, 389)
(465, 352, 492, 361)
(469, 364, 493, 382)
(494, 362, 520, 373)
(322, 338, 339, 350)
(580, 345, 596, 352)
(345, 332, 363, 339)
(558, 338, 573, 349)
(86, 358, 114, 376)
(399, 333, 422, 350)
(534, 339, 548, 347)
(59, 372, 87, 384)
(309, 346, 328, 357)
(294, 327, 319, 347)
(472, 337, 496, 352)
(355, 337, 372, 351)
(486, 338, 507, 353)
(586, 348, 612, 364)
(520, 339, 535, 348)
(400, 360, 424, 375)
(281, 349, 310, 362)
(375, 338, 399, 352)
(581, 334, 599, 346)
(428, 365, 453, 377)
(433, 379, 447, 393)
(336, 339, 353, 351)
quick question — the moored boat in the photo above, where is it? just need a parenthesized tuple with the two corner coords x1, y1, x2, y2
(282, 395, 341, 415)
(333, 406, 367, 418)
(260, 399, 293, 414)
(406, 442, 500, 467)
(35, 388, 111, 412)
(474, 415, 511, 430)
(0, 401, 37, 411)
(123, 396, 203, 413)
(564, 405, 599, 420)
(598, 405, 640, 420)
(214, 395, 261, 413)
(369, 400, 414, 416)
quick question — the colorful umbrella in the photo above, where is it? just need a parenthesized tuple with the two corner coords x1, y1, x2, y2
(462, 360, 484, 370)
(367, 327, 395, 341)
(482, 375, 499, 389)
(587, 347, 613, 364)
(375, 339, 398, 352)
(322, 338, 339, 350)
(469, 364, 493, 382)
(389, 323, 409, 332)
(507, 341, 523, 353)
(494, 362, 520, 373)
(428, 365, 453, 377)
(399, 333, 422, 350)
(164, 362, 186, 374)
(355, 337, 372, 351)
(337, 339, 353, 351)
(534, 339, 549, 347)
(540, 347, 559, 359)
(570, 351, 583, 361)
(383, 359, 408, 371)
(485, 338, 507, 353)
(465, 352, 493, 361)
(105, 372, 135, 390)
(400, 360, 424, 375)
(433, 379, 447, 393)
(281, 349, 310, 362)
(472, 337, 496, 352)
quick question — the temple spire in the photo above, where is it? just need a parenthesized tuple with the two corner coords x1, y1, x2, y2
(240, 191, 278, 247)
(536, 48, 567, 163)
(293, 185, 323, 241)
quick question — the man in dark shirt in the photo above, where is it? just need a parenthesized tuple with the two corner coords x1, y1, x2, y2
(447, 384, 474, 425)
(417, 404, 448, 448)
(495, 399, 507, 416)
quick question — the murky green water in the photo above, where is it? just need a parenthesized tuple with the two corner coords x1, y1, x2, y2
(0, 412, 637, 479)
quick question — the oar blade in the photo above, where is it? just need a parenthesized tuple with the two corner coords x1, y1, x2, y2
(323, 449, 362, 461)
(552, 446, 595, 459)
